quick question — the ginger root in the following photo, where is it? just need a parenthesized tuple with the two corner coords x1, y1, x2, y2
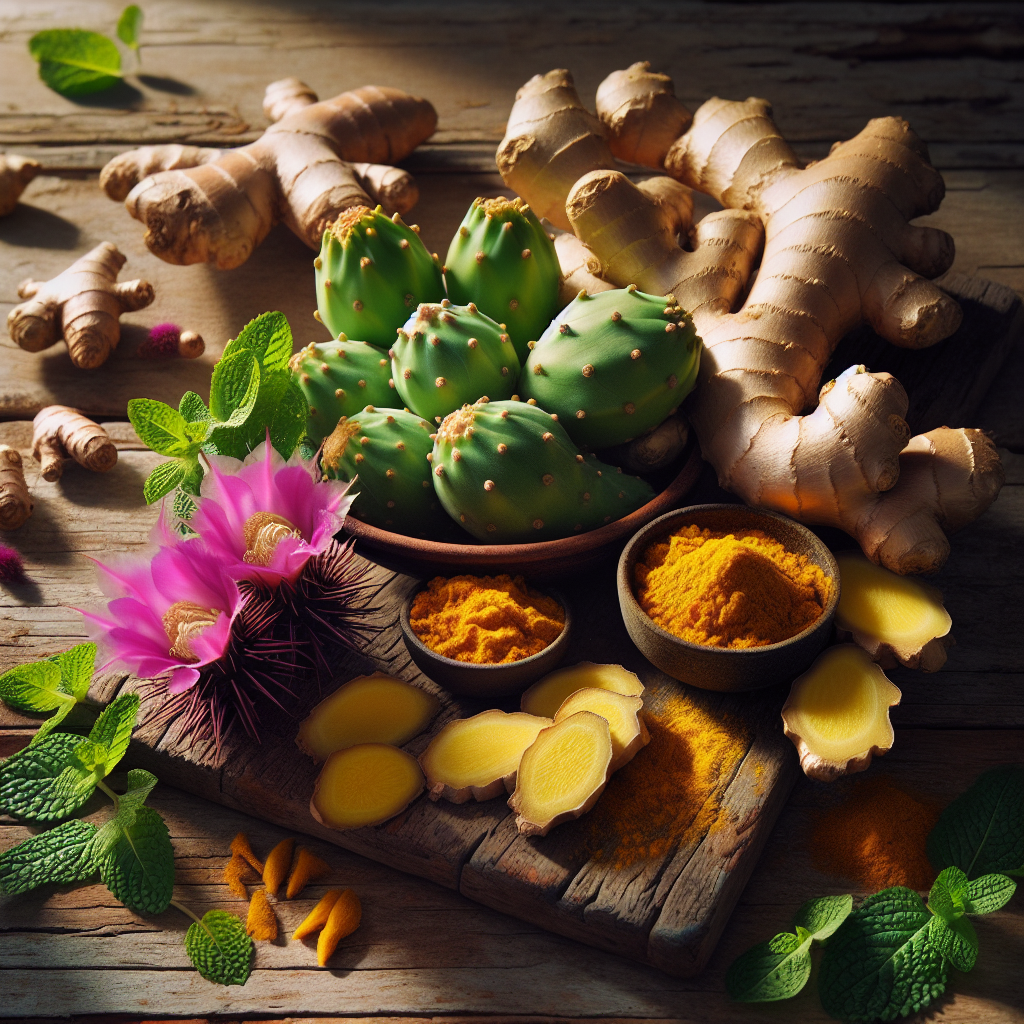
(317, 888, 362, 966)
(296, 673, 438, 762)
(7, 242, 154, 369)
(246, 888, 278, 941)
(521, 662, 644, 719)
(32, 407, 118, 483)
(419, 710, 552, 804)
(0, 446, 33, 531)
(508, 711, 613, 837)
(311, 743, 424, 830)
(782, 645, 902, 782)
(836, 552, 953, 671)
(262, 838, 295, 897)
(554, 687, 649, 772)
(0, 154, 41, 216)
(100, 77, 436, 269)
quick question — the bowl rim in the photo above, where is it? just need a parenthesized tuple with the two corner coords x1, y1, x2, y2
(399, 584, 573, 674)
(617, 503, 840, 656)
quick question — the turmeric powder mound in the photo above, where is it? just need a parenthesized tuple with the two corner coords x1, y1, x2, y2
(410, 574, 565, 664)
(634, 525, 830, 648)
(809, 774, 940, 891)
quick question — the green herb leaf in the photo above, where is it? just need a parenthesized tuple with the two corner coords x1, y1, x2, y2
(222, 310, 293, 373)
(51, 642, 96, 702)
(0, 819, 99, 895)
(209, 352, 260, 426)
(117, 768, 159, 820)
(143, 458, 187, 504)
(116, 5, 143, 51)
(964, 872, 1017, 915)
(794, 893, 853, 940)
(184, 909, 253, 986)
(929, 866, 969, 923)
(29, 29, 122, 97)
(928, 914, 979, 972)
(267, 377, 309, 459)
(726, 931, 811, 1002)
(88, 692, 139, 772)
(172, 490, 198, 521)
(128, 399, 193, 457)
(97, 805, 174, 913)
(0, 733, 99, 821)
(0, 661, 75, 720)
(819, 887, 948, 1022)
(179, 390, 212, 423)
(928, 765, 1024, 879)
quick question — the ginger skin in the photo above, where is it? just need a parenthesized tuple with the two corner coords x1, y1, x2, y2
(32, 407, 118, 482)
(0, 446, 33, 530)
(8, 242, 154, 370)
(100, 77, 437, 269)
(0, 154, 41, 216)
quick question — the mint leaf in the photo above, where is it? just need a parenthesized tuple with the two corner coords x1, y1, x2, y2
(116, 768, 159, 820)
(128, 399, 193, 456)
(97, 805, 174, 913)
(928, 914, 978, 972)
(88, 692, 139, 772)
(52, 642, 96, 702)
(0, 660, 78, 740)
(794, 893, 853, 940)
(184, 910, 253, 985)
(726, 931, 810, 1002)
(0, 819, 99, 895)
(117, 5, 143, 51)
(222, 311, 293, 372)
(929, 866, 969, 923)
(819, 887, 947, 1022)
(143, 459, 187, 504)
(928, 765, 1024, 879)
(267, 377, 309, 459)
(964, 873, 1017, 914)
(179, 391, 212, 425)
(209, 352, 260, 426)
(172, 490, 198, 521)
(0, 733, 98, 821)
(29, 29, 122, 97)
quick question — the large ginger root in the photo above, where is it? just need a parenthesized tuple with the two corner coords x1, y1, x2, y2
(32, 406, 118, 482)
(0, 446, 33, 530)
(0, 154, 41, 216)
(100, 77, 437, 269)
(7, 242, 154, 369)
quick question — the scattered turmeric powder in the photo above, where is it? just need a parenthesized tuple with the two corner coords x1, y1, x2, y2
(263, 838, 295, 897)
(409, 574, 564, 664)
(634, 525, 830, 648)
(224, 852, 259, 899)
(286, 847, 331, 899)
(246, 888, 278, 941)
(231, 832, 264, 874)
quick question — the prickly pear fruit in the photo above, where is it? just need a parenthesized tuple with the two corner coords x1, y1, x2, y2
(391, 300, 521, 423)
(289, 339, 398, 445)
(431, 399, 655, 542)
(315, 205, 444, 347)
(321, 406, 457, 539)
(444, 197, 561, 363)
(520, 287, 700, 451)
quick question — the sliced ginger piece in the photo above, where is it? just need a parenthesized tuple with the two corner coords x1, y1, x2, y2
(509, 711, 613, 837)
(231, 831, 264, 874)
(521, 662, 644, 719)
(311, 743, 424, 830)
(836, 553, 953, 671)
(263, 838, 295, 897)
(419, 710, 552, 804)
(782, 645, 902, 783)
(246, 888, 278, 941)
(296, 673, 439, 761)
(224, 853, 259, 899)
(317, 888, 362, 966)
(293, 888, 344, 941)
(286, 847, 332, 899)
(554, 687, 649, 772)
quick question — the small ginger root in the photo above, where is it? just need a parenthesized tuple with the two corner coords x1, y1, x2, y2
(0, 446, 33, 531)
(263, 838, 296, 897)
(311, 743, 424, 830)
(286, 847, 331, 900)
(521, 662, 644, 719)
(292, 888, 344, 941)
(509, 711, 613, 837)
(317, 888, 362, 966)
(0, 154, 41, 216)
(231, 831, 264, 874)
(224, 853, 259, 899)
(246, 888, 278, 941)
(554, 687, 649, 772)
(836, 552, 953, 671)
(419, 710, 552, 804)
(7, 242, 154, 369)
(296, 673, 439, 762)
(32, 407, 118, 483)
(782, 645, 902, 782)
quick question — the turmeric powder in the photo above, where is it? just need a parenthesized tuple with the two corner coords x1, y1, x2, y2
(409, 574, 564, 664)
(634, 525, 830, 648)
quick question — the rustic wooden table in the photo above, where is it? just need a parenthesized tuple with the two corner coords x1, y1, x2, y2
(1, 2, 1022, 1021)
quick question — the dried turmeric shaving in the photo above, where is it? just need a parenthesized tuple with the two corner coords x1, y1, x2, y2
(224, 852, 259, 899)
(634, 525, 830, 648)
(286, 848, 332, 899)
(317, 888, 362, 966)
(246, 888, 278, 941)
(293, 889, 344, 941)
(263, 838, 295, 897)
(231, 832, 264, 874)
(410, 574, 564, 664)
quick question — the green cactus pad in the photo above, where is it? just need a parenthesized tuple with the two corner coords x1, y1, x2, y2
(519, 286, 701, 451)
(444, 196, 561, 363)
(431, 399, 655, 542)
(390, 300, 521, 423)
(315, 205, 444, 347)
(289, 338, 400, 445)
(320, 406, 458, 539)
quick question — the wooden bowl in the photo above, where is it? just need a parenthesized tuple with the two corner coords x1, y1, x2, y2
(343, 442, 703, 581)
(399, 587, 573, 699)
(617, 505, 839, 692)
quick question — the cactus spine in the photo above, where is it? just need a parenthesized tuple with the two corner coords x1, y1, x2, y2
(444, 197, 561, 363)
(431, 399, 654, 542)
(520, 287, 701, 451)
(315, 205, 444, 347)
(390, 300, 521, 423)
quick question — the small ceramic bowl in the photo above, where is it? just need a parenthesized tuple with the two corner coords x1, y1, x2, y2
(617, 504, 839, 692)
(399, 586, 573, 699)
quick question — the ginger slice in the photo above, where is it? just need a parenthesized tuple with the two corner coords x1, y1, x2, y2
(836, 553, 953, 671)
(419, 710, 552, 804)
(246, 889, 278, 941)
(224, 853, 259, 899)
(317, 888, 362, 966)
(293, 888, 343, 941)
(508, 711, 613, 837)
(263, 838, 295, 897)
(286, 847, 331, 899)
(554, 687, 649, 772)
(311, 743, 424, 830)
(231, 832, 264, 874)
(296, 673, 439, 761)
(782, 645, 902, 783)
(521, 662, 644, 719)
